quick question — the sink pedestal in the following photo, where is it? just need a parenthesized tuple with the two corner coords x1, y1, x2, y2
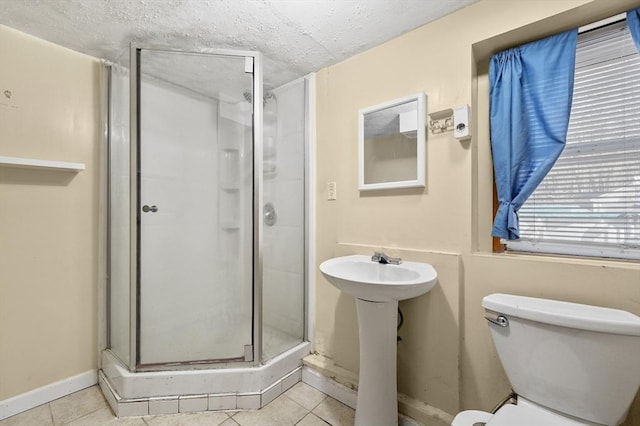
(319, 255, 438, 426)
(355, 298, 399, 426)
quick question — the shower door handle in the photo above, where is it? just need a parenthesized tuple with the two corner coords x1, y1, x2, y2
(142, 205, 158, 213)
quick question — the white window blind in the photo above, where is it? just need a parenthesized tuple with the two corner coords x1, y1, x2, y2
(506, 20, 640, 260)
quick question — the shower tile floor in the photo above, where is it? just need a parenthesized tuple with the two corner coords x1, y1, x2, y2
(0, 382, 355, 426)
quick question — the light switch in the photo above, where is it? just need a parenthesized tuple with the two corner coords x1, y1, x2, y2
(327, 182, 337, 201)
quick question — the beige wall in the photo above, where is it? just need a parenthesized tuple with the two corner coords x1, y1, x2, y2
(0, 25, 100, 400)
(0, 0, 639, 421)
(314, 0, 640, 424)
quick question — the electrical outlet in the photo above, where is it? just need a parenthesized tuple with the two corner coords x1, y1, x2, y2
(327, 181, 337, 201)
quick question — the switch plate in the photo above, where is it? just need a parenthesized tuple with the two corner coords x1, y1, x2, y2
(327, 182, 337, 201)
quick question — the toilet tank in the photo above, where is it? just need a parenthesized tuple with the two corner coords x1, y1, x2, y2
(483, 293, 640, 426)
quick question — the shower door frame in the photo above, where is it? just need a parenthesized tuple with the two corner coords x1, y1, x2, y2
(128, 45, 264, 372)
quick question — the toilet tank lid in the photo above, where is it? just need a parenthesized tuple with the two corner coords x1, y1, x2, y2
(483, 293, 640, 336)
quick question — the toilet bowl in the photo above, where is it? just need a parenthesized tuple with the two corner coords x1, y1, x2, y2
(452, 294, 640, 426)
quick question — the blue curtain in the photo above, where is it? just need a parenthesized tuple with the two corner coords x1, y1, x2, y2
(489, 30, 578, 240)
(628, 8, 640, 53)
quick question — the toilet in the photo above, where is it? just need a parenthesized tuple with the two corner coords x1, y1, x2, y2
(452, 293, 640, 426)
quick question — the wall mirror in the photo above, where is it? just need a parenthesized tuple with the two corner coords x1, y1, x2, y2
(358, 92, 426, 191)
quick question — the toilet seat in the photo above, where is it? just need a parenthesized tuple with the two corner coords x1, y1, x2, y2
(451, 410, 492, 426)
(452, 398, 595, 426)
(487, 399, 590, 426)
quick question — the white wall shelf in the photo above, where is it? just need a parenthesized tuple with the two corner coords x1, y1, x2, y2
(0, 156, 86, 172)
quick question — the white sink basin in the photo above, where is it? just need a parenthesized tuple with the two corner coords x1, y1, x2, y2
(320, 255, 437, 302)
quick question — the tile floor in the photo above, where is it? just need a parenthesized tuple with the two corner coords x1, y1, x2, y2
(0, 382, 355, 426)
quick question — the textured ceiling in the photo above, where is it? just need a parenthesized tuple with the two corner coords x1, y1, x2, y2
(1, 0, 478, 92)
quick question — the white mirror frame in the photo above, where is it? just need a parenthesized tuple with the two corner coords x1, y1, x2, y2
(358, 92, 426, 191)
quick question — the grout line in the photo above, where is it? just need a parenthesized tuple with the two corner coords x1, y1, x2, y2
(295, 412, 332, 426)
(284, 382, 328, 412)
(47, 404, 54, 425)
(310, 393, 328, 411)
(278, 393, 311, 414)
(60, 405, 107, 426)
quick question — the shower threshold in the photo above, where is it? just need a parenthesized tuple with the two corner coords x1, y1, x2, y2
(99, 341, 310, 417)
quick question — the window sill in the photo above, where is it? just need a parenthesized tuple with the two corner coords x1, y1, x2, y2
(472, 250, 640, 271)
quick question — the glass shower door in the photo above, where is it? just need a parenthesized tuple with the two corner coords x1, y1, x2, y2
(134, 48, 255, 365)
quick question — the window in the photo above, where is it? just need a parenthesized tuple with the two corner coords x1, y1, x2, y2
(505, 19, 640, 260)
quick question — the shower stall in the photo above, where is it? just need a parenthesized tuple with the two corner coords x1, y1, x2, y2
(99, 46, 312, 415)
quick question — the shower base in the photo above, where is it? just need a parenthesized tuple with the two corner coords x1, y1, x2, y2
(99, 341, 310, 417)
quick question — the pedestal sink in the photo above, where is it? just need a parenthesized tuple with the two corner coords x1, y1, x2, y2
(319, 255, 437, 426)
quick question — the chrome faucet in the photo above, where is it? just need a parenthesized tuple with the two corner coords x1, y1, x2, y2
(371, 251, 402, 265)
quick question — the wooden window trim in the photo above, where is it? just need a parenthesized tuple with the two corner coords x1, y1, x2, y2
(492, 181, 505, 253)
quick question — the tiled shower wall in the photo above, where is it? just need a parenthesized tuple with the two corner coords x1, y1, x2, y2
(262, 79, 307, 358)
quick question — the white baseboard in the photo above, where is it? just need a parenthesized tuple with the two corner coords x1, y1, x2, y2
(301, 366, 453, 426)
(301, 366, 357, 409)
(0, 370, 98, 420)
(398, 393, 454, 426)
